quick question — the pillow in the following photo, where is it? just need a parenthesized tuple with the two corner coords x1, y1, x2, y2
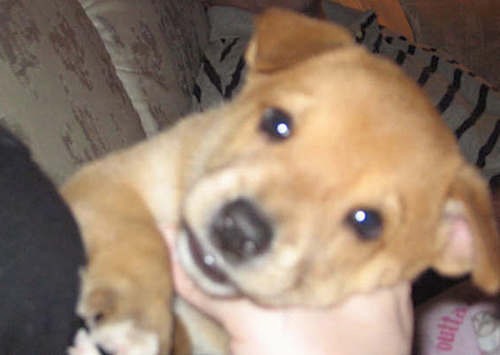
(80, 0, 209, 135)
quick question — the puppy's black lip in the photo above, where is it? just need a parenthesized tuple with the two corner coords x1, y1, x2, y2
(182, 221, 231, 285)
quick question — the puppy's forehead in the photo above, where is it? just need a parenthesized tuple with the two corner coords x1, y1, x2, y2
(257, 50, 437, 128)
(244, 48, 462, 185)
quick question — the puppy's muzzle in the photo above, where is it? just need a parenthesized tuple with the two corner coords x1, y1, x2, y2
(210, 198, 273, 262)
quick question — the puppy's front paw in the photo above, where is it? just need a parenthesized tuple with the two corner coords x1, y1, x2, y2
(68, 325, 158, 355)
(95, 322, 159, 355)
(68, 329, 101, 355)
(77, 266, 173, 355)
(79, 286, 124, 329)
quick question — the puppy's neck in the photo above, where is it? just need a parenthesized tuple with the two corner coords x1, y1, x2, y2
(128, 109, 229, 230)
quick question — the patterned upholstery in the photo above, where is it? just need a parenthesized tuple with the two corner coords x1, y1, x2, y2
(0, 0, 208, 183)
(79, 0, 208, 135)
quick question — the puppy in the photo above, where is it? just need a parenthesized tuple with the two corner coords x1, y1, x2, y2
(63, 8, 500, 355)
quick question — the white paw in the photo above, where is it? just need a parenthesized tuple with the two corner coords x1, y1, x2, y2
(91, 320, 159, 355)
(67, 329, 101, 355)
(68, 322, 159, 355)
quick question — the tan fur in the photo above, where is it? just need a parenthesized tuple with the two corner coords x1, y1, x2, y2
(62, 8, 500, 354)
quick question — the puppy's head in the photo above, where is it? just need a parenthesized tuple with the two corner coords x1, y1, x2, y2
(178, 8, 500, 306)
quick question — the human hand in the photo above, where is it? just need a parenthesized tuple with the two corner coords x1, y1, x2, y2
(166, 236, 413, 355)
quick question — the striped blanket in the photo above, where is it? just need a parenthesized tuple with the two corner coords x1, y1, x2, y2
(192, 4, 499, 184)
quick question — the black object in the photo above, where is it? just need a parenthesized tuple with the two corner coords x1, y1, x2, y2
(0, 127, 85, 354)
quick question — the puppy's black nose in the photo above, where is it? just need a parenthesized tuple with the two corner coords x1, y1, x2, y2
(210, 198, 273, 262)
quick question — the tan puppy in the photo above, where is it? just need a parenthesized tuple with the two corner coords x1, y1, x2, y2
(63, 8, 500, 355)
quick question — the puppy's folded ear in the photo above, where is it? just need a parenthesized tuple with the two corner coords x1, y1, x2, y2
(245, 8, 353, 74)
(433, 164, 500, 294)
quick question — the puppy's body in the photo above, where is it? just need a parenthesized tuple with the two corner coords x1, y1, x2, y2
(63, 9, 500, 354)
(64, 111, 230, 354)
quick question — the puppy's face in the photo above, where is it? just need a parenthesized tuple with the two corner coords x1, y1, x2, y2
(178, 9, 500, 306)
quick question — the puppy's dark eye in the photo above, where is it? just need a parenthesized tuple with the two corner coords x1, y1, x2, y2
(260, 108, 293, 140)
(345, 208, 383, 240)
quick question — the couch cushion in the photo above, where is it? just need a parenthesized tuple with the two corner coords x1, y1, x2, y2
(0, 0, 146, 184)
(79, 0, 209, 135)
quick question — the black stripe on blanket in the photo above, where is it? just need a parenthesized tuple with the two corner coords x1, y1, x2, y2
(436, 69, 462, 113)
(418, 55, 439, 85)
(202, 55, 223, 94)
(476, 120, 500, 168)
(372, 34, 383, 53)
(395, 50, 406, 65)
(491, 174, 500, 189)
(356, 13, 377, 43)
(394, 44, 417, 65)
(220, 38, 240, 62)
(224, 56, 245, 99)
(455, 84, 489, 138)
(193, 83, 202, 103)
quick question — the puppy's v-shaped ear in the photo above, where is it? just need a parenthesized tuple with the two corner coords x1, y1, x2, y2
(245, 8, 353, 74)
(433, 164, 500, 294)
